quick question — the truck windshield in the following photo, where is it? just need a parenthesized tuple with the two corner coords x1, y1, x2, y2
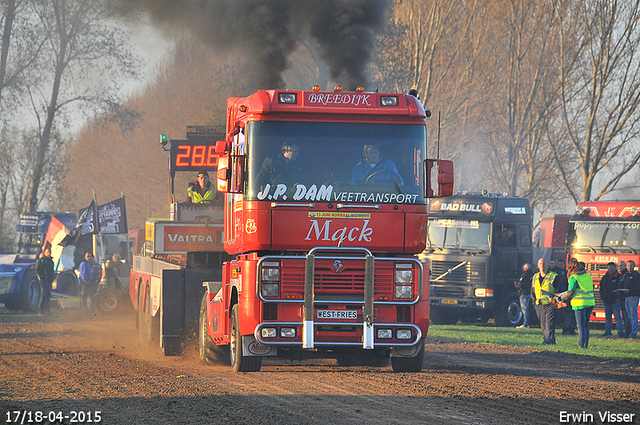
(245, 121, 426, 205)
(427, 219, 491, 250)
(14, 232, 43, 254)
(569, 221, 640, 250)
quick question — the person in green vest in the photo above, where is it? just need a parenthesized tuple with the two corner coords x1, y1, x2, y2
(531, 258, 560, 345)
(556, 261, 595, 348)
(187, 169, 218, 203)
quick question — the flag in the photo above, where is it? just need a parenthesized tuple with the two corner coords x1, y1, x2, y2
(97, 197, 128, 235)
(59, 200, 98, 246)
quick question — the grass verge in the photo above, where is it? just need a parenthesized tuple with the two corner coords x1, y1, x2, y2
(428, 322, 639, 360)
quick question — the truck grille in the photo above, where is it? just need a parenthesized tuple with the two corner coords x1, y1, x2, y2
(429, 260, 485, 285)
(280, 259, 394, 298)
(431, 286, 466, 298)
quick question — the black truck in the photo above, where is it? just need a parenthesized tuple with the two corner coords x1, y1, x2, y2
(424, 192, 533, 326)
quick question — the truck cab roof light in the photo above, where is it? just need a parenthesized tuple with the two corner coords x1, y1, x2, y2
(631, 206, 638, 216)
(380, 96, 398, 106)
(356, 86, 364, 93)
(312, 85, 320, 92)
(575, 206, 584, 215)
(334, 85, 343, 92)
(278, 93, 297, 104)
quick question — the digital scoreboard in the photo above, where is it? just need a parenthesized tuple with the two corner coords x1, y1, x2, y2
(169, 140, 219, 171)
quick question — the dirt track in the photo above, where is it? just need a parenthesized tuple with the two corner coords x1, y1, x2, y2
(1, 307, 639, 425)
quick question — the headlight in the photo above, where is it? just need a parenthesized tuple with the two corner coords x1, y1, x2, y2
(396, 329, 412, 340)
(395, 270, 412, 284)
(395, 285, 413, 299)
(474, 288, 494, 297)
(280, 328, 296, 338)
(377, 329, 393, 339)
(380, 95, 399, 106)
(261, 267, 280, 282)
(278, 93, 297, 104)
(261, 328, 277, 338)
(261, 283, 279, 297)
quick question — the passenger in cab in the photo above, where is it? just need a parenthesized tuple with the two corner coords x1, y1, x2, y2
(352, 144, 403, 185)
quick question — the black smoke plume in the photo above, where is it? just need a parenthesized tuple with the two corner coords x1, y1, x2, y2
(116, 0, 389, 90)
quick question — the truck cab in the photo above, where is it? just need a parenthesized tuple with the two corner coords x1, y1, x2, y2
(567, 201, 640, 322)
(201, 88, 453, 372)
(425, 192, 532, 326)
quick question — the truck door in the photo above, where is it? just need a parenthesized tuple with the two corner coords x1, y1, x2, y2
(494, 223, 518, 277)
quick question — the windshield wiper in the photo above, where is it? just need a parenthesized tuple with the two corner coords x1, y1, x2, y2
(613, 246, 638, 254)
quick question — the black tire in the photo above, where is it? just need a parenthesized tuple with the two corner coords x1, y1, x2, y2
(139, 289, 159, 346)
(3, 298, 21, 312)
(494, 293, 523, 327)
(96, 289, 120, 315)
(54, 272, 78, 296)
(199, 294, 218, 365)
(391, 338, 425, 372)
(20, 269, 41, 312)
(229, 304, 262, 372)
(430, 307, 459, 325)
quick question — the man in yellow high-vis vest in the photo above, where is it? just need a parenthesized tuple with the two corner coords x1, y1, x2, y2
(188, 169, 218, 203)
(532, 258, 560, 345)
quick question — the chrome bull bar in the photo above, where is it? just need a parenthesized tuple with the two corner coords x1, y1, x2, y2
(302, 246, 375, 350)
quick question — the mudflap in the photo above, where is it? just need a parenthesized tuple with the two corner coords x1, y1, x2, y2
(160, 267, 222, 356)
(161, 269, 185, 356)
(242, 335, 278, 357)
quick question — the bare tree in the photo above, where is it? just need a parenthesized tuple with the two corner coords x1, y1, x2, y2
(373, 0, 491, 188)
(551, 0, 640, 202)
(480, 0, 567, 210)
(24, 0, 140, 213)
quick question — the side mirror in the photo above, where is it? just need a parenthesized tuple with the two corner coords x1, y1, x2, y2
(215, 140, 229, 155)
(216, 155, 230, 193)
(425, 159, 454, 198)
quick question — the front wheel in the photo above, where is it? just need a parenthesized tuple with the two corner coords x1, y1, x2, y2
(391, 338, 425, 372)
(55, 272, 78, 296)
(20, 270, 41, 312)
(96, 289, 120, 315)
(229, 304, 262, 372)
(494, 293, 523, 327)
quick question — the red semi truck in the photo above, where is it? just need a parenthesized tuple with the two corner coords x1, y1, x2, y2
(131, 88, 454, 372)
(566, 201, 640, 322)
(532, 214, 571, 264)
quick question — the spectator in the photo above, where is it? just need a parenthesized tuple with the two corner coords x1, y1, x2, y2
(617, 260, 631, 337)
(78, 252, 98, 314)
(187, 169, 218, 203)
(555, 259, 576, 335)
(106, 254, 128, 278)
(599, 262, 624, 337)
(557, 262, 595, 348)
(531, 258, 560, 345)
(352, 144, 403, 185)
(622, 260, 640, 339)
(514, 263, 533, 328)
(35, 247, 55, 315)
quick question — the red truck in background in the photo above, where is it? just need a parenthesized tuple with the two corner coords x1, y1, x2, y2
(131, 88, 454, 372)
(532, 214, 571, 264)
(566, 201, 640, 323)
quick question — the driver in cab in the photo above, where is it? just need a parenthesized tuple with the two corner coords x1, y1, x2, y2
(352, 144, 404, 185)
